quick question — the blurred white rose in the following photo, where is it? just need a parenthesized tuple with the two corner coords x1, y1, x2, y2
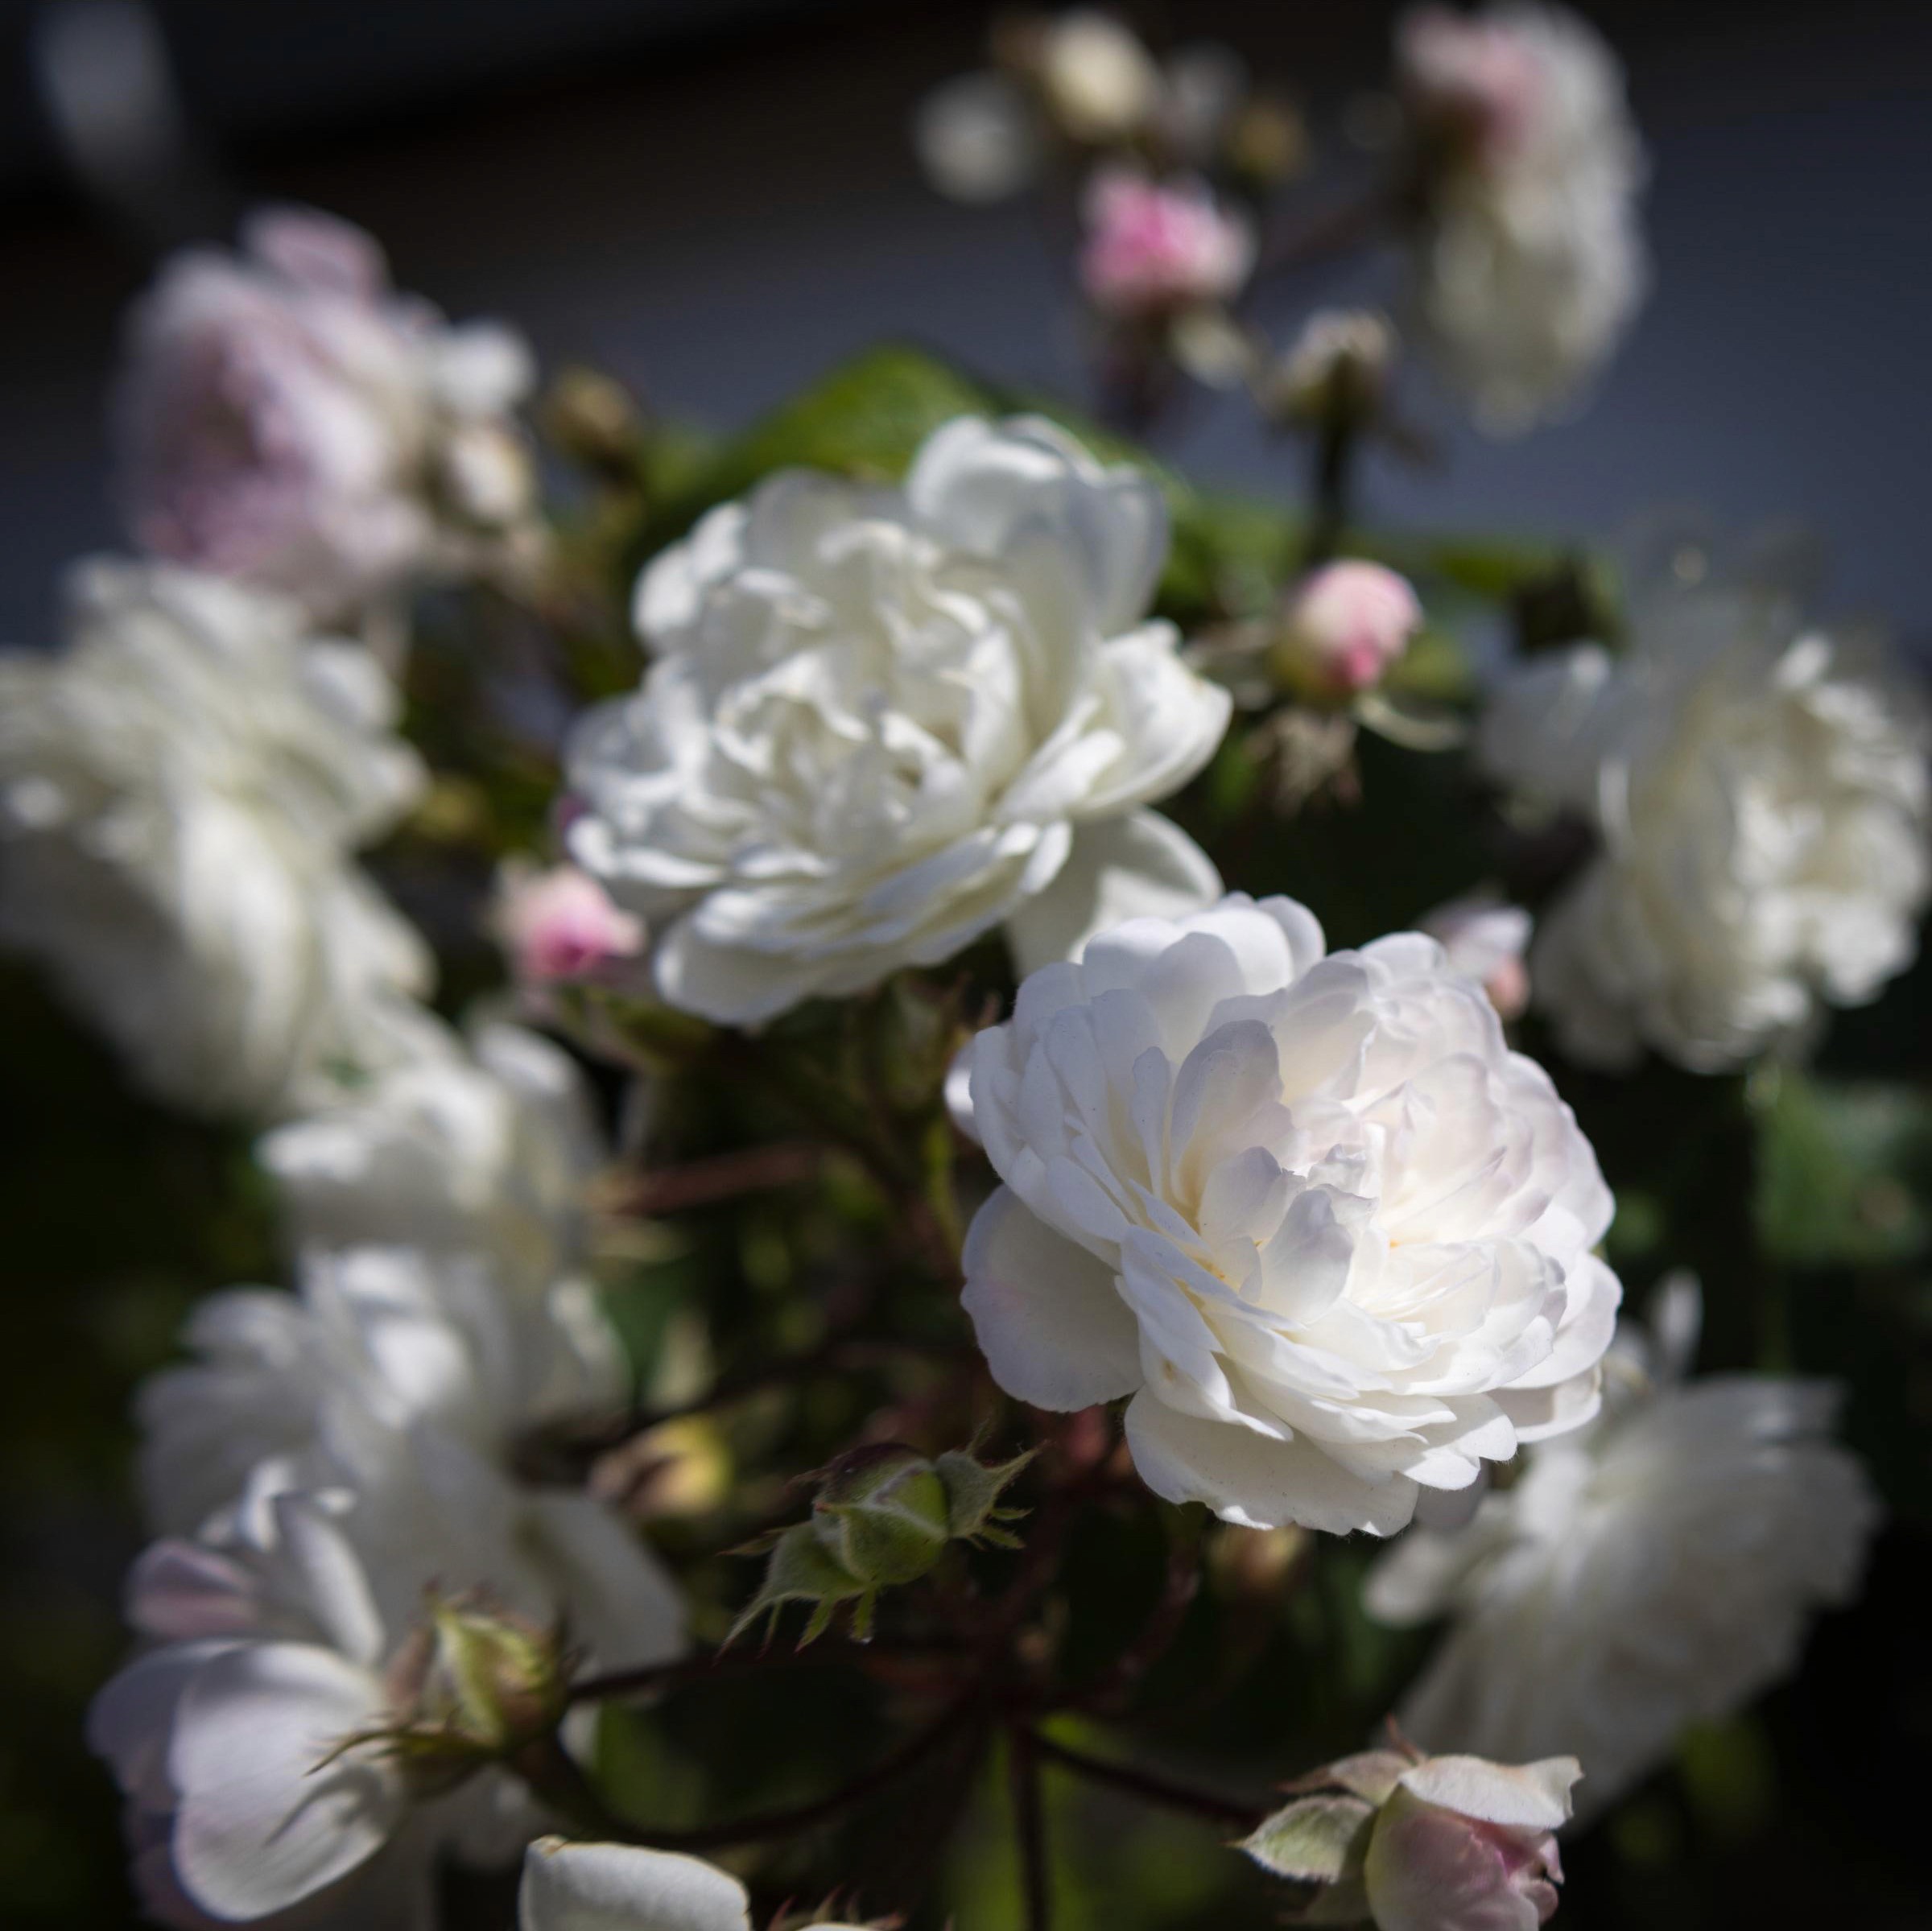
(116, 204, 539, 620)
(956, 893, 1620, 1535)
(1397, 4, 1647, 433)
(258, 1017, 606, 1297)
(0, 559, 438, 1118)
(565, 416, 1231, 1025)
(1078, 167, 1255, 320)
(93, 1451, 679, 1929)
(1478, 569, 1930, 1071)
(1366, 1275, 1880, 1818)
(134, 1242, 630, 1542)
(520, 1838, 870, 1930)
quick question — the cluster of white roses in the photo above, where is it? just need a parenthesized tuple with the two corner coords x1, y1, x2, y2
(0, 122, 1913, 1922)
(88, 1013, 687, 1926)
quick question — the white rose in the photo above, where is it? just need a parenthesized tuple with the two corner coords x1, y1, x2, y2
(520, 1838, 870, 1931)
(565, 416, 1232, 1024)
(1478, 572, 1931, 1071)
(134, 1244, 631, 1545)
(0, 559, 439, 1118)
(1397, 4, 1648, 433)
(258, 1017, 606, 1296)
(1366, 1275, 1880, 1818)
(92, 1458, 679, 1929)
(956, 893, 1620, 1535)
(116, 204, 538, 620)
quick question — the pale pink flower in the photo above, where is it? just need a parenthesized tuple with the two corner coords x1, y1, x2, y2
(1275, 561, 1423, 699)
(1398, 6, 1544, 161)
(116, 205, 535, 620)
(1421, 894, 1533, 1019)
(1243, 1746, 1578, 1930)
(494, 860, 645, 988)
(1079, 168, 1254, 319)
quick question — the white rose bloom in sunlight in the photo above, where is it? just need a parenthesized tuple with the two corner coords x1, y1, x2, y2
(258, 1018, 605, 1295)
(0, 560, 439, 1117)
(520, 1838, 869, 1931)
(566, 416, 1232, 1025)
(956, 894, 1620, 1535)
(1397, 4, 1647, 432)
(1367, 1275, 1880, 1818)
(1478, 574, 1930, 1071)
(135, 1243, 633, 1544)
(117, 204, 539, 621)
(92, 1460, 680, 1929)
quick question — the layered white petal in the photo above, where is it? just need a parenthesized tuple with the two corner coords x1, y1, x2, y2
(519, 1839, 751, 1931)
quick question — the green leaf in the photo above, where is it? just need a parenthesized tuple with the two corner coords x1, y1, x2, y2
(710, 345, 995, 494)
(1753, 1072, 1932, 1266)
(1241, 1793, 1376, 1881)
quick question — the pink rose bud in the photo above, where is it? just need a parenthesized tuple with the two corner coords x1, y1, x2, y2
(494, 861, 644, 987)
(1421, 893, 1533, 1019)
(1271, 561, 1424, 700)
(1078, 167, 1256, 320)
(1397, 5, 1546, 164)
(1364, 1756, 1575, 1931)
(1243, 1745, 1579, 1931)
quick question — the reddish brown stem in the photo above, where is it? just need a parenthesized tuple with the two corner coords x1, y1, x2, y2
(609, 1695, 978, 1852)
(1030, 1731, 1265, 1834)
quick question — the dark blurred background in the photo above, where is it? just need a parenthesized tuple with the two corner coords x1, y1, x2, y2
(2, 0, 1930, 644)
(2, 2, 1930, 1926)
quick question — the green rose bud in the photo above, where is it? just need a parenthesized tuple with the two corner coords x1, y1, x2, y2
(371, 1593, 572, 1794)
(811, 1443, 952, 1586)
(730, 1437, 1034, 1648)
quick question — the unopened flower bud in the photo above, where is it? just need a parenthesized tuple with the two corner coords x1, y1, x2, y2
(1269, 562, 1424, 703)
(811, 1443, 952, 1587)
(494, 860, 646, 988)
(732, 1438, 1033, 1647)
(378, 1595, 569, 1793)
(1225, 92, 1311, 185)
(1035, 10, 1161, 142)
(541, 365, 646, 471)
(1267, 308, 1397, 429)
(1244, 1743, 1579, 1929)
(1419, 894, 1532, 1020)
(1079, 167, 1255, 320)
(438, 420, 537, 530)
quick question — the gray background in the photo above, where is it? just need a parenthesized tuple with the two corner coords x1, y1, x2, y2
(1, 0, 1927, 640)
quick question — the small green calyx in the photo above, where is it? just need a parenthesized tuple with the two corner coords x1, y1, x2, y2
(340, 1592, 572, 1797)
(729, 1438, 1034, 1648)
